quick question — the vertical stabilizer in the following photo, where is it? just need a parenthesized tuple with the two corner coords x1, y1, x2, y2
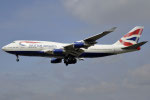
(114, 26, 144, 47)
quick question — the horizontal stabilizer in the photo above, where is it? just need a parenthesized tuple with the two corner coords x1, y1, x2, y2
(122, 41, 148, 50)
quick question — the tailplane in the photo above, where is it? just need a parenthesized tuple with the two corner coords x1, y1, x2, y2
(122, 41, 148, 50)
(114, 26, 144, 47)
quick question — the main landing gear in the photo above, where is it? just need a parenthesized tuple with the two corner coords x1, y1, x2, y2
(64, 56, 77, 66)
(16, 55, 19, 62)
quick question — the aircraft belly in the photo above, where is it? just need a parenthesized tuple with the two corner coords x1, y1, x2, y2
(6, 51, 64, 58)
(79, 52, 114, 58)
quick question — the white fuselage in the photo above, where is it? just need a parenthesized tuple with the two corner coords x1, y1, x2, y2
(1, 26, 145, 65)
(2, 40, 136, 58)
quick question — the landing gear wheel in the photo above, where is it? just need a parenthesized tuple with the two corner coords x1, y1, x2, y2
(16, 59, 19, 62)
(64, 59, 68, 66)
(65, 63, 68, 66)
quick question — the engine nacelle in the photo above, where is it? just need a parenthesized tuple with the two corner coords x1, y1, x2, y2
(51, 58, 62, 63)
(53, 49, 64, 54)
(73, 42, 85, 48)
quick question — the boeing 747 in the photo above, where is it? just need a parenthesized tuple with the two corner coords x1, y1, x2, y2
(2, 26, 147, 66)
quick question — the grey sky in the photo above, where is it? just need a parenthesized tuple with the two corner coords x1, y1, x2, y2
(63, 0, 150, 24)
(0, 0, 150, 100)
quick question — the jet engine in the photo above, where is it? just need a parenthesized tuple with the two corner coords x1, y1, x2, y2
(51, 58, 62, 63)
(73, 42, 85, 48)
(53, 49, 64, 54)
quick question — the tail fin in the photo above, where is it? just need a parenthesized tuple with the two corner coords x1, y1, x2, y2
(114, 26, 144, 46)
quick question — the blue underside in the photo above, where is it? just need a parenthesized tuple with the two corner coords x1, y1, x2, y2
(6, 51, 114, 58)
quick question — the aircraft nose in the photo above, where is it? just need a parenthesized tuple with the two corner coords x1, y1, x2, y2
(2, 46, 6, 51)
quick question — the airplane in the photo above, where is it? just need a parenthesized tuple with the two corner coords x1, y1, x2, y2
(2, 26, 147, 66)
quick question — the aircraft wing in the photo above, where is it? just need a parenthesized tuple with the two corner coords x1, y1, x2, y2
(64, 48, 84, 57)
(64, 27, 116, 48)
(63, 27, 116, 57)
(83, 27, 117, 43)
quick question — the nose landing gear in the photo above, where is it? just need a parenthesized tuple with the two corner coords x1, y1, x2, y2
(16, 55, 19, 62)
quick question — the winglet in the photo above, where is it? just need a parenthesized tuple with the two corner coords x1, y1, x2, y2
(108, 27, 117, 32)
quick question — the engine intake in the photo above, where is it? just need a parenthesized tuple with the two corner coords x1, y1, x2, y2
(73, 42, 85, 48)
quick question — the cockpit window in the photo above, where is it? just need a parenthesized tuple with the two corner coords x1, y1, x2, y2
(12, 41, 15, 43)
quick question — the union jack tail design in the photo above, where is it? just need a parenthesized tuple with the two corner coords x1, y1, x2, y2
(114, 26, 144, 47)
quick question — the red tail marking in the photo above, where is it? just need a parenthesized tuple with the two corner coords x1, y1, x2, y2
(119, 39, 133, 46)
(124, 29, 141, 37)
(140, 29, 143, 35)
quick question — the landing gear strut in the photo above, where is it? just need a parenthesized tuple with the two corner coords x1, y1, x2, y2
(64, 59, 69, 66)
(16, 55, 19, 62)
